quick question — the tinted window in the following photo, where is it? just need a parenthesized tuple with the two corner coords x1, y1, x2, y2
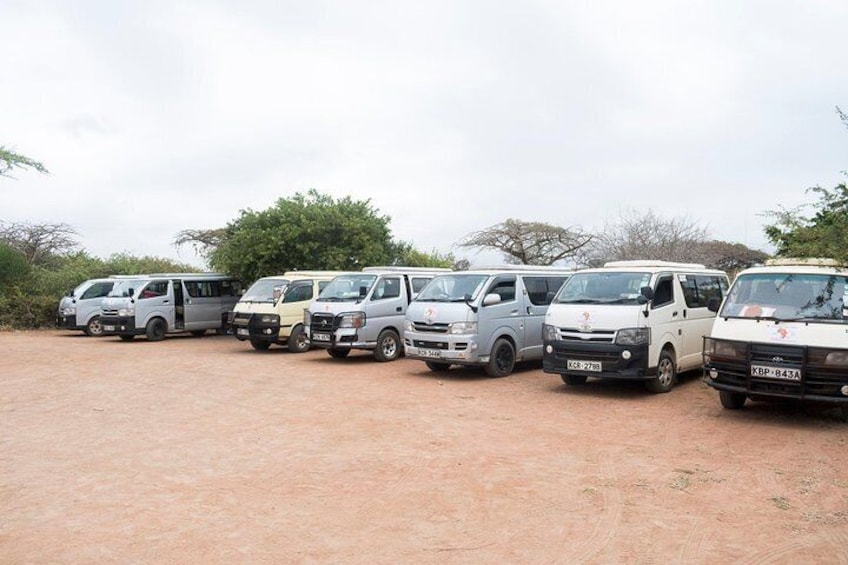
(371, 277, 401, 300)
(679, 274, 727, 308)
(140, 280, 169, 299)
(487, 279, 516, 302)
(284, 283, 314, 303)
(652, 276, 674, 308)
(524, 276, 568, 306)
(184, 281, 220, 298)
(410, 277, 431, 294)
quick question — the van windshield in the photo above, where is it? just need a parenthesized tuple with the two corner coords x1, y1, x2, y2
(555, 272, 651, 305)
(720, 273, 848, 322)
(416, 274, 488, 302)
(317, 274, 377, 302)
(241, 279, 289, 303)
(107, 279, 147, 298)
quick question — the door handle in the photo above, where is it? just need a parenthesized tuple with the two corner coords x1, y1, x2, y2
(672, 311, 678, 317)
(163, 300, 170, 304)
(396, 306, 402, 312)
(526, 306, 532, 315)
(510, 309, 519, 315)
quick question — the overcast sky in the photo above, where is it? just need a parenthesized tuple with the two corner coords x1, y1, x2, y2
(2, 0, 847, 268)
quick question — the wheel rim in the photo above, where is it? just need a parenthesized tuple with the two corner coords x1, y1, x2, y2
(88, 319, 102, 335)
(382, 336, 397, 358)
(295, 333, 309, 351)
(657, 357, 674, 386)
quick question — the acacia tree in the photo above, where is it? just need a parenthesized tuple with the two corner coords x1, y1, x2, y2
(692, 240, 769, 275)
(0, 146, 48, 178)
(586, 210, 710, 266)
(458, 219, 593, 265)
(0, 221, 79, 266)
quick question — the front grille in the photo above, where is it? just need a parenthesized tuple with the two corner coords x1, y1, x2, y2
(413, 340, 449, 350)
(102, 308, 119, 316)
(312, 313, 336, 331)
(557, 328, 616, 343)
(411, 322, 449, 333)
(553, 349, 623, 363)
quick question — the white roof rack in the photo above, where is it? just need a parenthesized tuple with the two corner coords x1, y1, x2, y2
(603, 260, 707, 269)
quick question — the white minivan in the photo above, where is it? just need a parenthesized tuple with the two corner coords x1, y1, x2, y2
(304, 267, 450, 361)
(543, 261, 728, 393)
(703, 258, 848, 418)
(404, 267, 571, 377)
(100, 273, 243, 341)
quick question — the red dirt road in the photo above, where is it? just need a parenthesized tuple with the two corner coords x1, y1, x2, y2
(3, 330, 848, 563)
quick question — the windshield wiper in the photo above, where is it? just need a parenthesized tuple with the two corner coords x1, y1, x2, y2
(602, 298, 635, 304)
(775, 316, 840, 323)
(560, 298, 602, 304)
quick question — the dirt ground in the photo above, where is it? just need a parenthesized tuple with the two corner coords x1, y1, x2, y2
(2, 330, 848, 564)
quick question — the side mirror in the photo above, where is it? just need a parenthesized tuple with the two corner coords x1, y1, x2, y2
(273, 286, 283, 302)
(482, 293, 502, 306)
(640, 286, 654, 301)
(126, 288, 134, 297)
(636, 295, 648, 305)
(359, 285, 368, 297)
(708, 297, 721, 313)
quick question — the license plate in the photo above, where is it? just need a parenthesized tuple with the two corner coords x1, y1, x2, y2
(750, 364, 801, 381)
(103, 325, 115, 332)
(567, 360, 602, 372)
(236, 328, 249, 336)
(418, 348, 442, 359)
(312, 332, 330, 342)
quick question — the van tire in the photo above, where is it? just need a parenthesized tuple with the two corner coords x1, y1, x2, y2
(119, 335, 135, 342)
(646, 349, 676, 393)
(485, 338, 515, 377)
(145, 318, 167, 342)
(562, 374, 588, 386)
(328, 347, 350, 358)
(287, 325, 310, 353)
(425, 361, 451, 372)
(719, 390, 747, 410)
(250, 338, 271, 351)
(374, 330, 401, 362)
(84, 316, 103, 337)
(190, 330, 206, 337)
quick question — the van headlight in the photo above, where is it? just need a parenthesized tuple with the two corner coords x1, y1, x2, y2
(449, 321, 477, 335)
(61, 306, 76, 316)
(703, 337, 747, 360)
(118, 307, 135, 317)
(258, 314, 279, 324)
(339, 312, 366, 328)
(615, 328, 650, 346)
(303, 309, 312, 327)
(542, 323, 559, 341)
(405, 320, 415, 332)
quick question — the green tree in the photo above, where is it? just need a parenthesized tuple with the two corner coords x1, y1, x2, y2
(197, 190, 399, 283)
(0, 146, 48, 178)
(0, 243, 29, 288)
(388, 242, 456, 269)
(763, 181, 848, 263)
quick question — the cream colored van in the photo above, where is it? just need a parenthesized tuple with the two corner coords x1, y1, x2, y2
(230, 271, 349, 352)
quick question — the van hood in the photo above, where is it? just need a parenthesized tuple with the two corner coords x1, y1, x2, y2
(102, 296, 131, 310)
(310, 301, 365, 316)
(406, 301, 473, 323)
(545, 304, 644, 331)
(233, 302, 276, 314)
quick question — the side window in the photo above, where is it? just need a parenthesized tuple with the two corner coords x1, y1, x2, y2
(221, 279, 241, 296)
(679, 275, 726, 308)
(81, 282, 114, 300)
(318, 280, 331, 293)
(140, 281, 169, 299)
(184, 281, 201, 298)
(652, 276, 674, 308)
(487, 279, 516, 302)
(411, 277, 430, 294)
(371, 277, 401, 301)
(524, 276, 568, 306)
(284, 284, 314, 303)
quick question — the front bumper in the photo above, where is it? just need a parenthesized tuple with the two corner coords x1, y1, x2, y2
(56, 314, 78, 330)
(403, 331, 483, 365)
(542, 340, 650, 380)
(231, 313, 282, 344)
(100, 316, 138, 336)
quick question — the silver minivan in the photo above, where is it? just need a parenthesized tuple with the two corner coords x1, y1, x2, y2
(404, 267, 572, 376)
(305, 267, 451, 361)
(56, 277, 119, 336)
(100, 273, 243, 341)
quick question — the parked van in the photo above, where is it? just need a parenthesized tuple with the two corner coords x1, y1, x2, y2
(703, 258, 848, 418)
(404, 267, 571, 377)
(230, 271, 349, 352)
(304, 267, 450, 361)
(100, 273, 243, 341)
(543, 261, 729, 393)
(56, 277, 119, 336)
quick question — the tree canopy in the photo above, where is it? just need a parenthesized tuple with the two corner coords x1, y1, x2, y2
(0, 146, 48, 179)
(458, 219, 593, 266)
(182, 189, 450, 283)
(763, 181, 848, 264)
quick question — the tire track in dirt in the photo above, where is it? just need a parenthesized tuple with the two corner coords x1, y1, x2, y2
(569, 449, 624, 563)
